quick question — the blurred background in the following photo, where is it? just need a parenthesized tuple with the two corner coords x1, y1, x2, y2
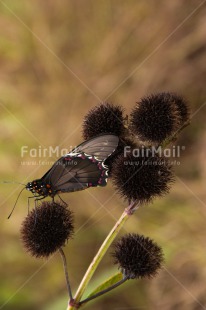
(0, 1, 206, 309)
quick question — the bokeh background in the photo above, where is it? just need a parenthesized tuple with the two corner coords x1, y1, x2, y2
(0, 1, 206, 309)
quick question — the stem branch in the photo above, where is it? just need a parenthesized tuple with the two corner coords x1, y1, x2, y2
(59, 248, 73, 301)
(79, 276, 129, 306)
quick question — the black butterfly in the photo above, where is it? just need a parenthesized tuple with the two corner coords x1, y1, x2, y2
(25, 134, 119, 200)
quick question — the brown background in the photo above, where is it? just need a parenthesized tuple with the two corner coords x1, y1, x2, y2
(0, 1, 206, 309)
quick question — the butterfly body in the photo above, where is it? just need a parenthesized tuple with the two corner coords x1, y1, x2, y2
(26, 179, 55, 198)
(26, 134, 119, 200)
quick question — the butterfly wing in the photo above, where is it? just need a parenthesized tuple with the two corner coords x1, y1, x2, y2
(40, 135, 118, 194)
(71, 134, 119, 161)
(42, 153, 108, 193)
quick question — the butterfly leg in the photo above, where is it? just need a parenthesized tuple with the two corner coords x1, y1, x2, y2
(27, 196, 35, 215)
(57, 194, 68, 207)
(27, 195, 43, 213)
(31, 196, 46, 225)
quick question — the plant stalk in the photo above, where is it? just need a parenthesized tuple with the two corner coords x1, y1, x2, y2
(67, 201, 138, 309)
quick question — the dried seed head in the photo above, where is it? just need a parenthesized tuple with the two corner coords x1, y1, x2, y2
(112, 148, 174, 203)
(82, 103, 125, 139)
(112, 234, 164, 279)
(21, 201, 74, 258)
(129, 92, 189, 144)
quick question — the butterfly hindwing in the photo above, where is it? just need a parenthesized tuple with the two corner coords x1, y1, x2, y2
(42, 153, 108, 193)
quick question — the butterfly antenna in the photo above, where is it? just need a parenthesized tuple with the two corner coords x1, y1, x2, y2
(7, 187, 26, 219)
(2, 181, 26, 186)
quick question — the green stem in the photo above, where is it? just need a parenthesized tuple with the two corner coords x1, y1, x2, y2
(67, 201, 138, 310)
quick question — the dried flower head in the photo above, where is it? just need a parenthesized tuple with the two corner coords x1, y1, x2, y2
(112, 234, 164, 279)
(172, 93, 190, 124)
(112, 148, 173, 203)
(82, 103, 125, 140)
(129, 92, 189, 144)
(21, 201, 74, 258)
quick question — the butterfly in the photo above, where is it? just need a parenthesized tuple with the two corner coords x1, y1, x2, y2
(25, 134, 119, 200)
(7, 134, 119, 218)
